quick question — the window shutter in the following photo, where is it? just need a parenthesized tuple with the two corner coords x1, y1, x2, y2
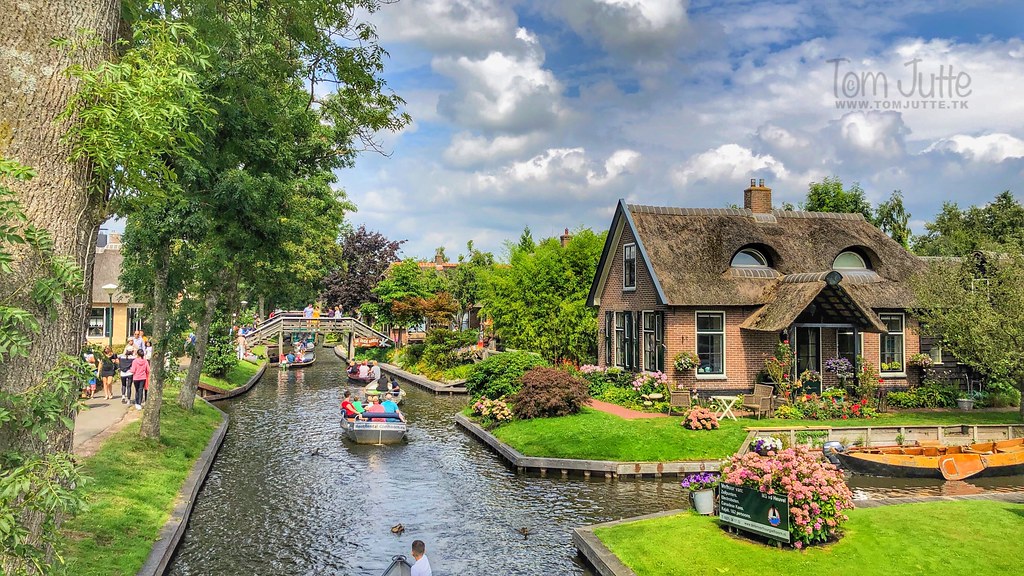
(655, 312, 665, 372)
(624, 312, 633, 370)
(604, 311, 613, 366)
(633, 310, 642, 371)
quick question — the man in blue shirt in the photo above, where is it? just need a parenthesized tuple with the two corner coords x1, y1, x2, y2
(381, 393, 404, 422)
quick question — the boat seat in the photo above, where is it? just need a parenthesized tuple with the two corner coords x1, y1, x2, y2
(962, 449, 993, 455)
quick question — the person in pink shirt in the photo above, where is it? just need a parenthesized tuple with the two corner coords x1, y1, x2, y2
(129, 348, 150, 410)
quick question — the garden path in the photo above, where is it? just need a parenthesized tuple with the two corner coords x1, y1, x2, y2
(587, 398, 668, 420)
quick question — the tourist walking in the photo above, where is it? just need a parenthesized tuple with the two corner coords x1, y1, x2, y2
(132, 330, 145, 351)
(410, 540, 431, 576)
(82, 345, 97, 399)
(119, 345, 135, 403)
(130, 348, 150, 410)
(99, 347, 117, 400)
(236, 331, 247, 360)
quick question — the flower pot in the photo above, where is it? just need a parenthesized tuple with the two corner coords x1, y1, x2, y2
(957, 398, 974, 411)
(691, 489, 715, 515)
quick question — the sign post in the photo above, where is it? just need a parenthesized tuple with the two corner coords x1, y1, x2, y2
(718, 483, 790, 543)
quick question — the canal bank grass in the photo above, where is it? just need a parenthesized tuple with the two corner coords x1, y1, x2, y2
(595, 499, 1024, 576)
(199, 356, 261, 391)
(490, 408, 1024, 462)
(62, 398, 223, 576)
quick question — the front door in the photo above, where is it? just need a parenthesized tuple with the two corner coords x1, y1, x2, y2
(795, 327, 821, 377)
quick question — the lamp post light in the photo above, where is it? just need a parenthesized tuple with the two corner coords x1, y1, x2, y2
(101, 283, 117, 347)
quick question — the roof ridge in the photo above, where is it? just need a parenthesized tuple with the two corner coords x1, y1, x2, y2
(627, 204, 866, 221)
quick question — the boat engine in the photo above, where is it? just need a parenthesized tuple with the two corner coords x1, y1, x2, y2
(822, 441, 846, 466)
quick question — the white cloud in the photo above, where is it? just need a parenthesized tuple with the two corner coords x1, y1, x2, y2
(832, 111, 909, 158)
(433, 35, 567, 133)
(923, 133, 1024, 163)
(443, 132, 545, 168)
(672, 144, 787, 187)
(373, 0, 518, 55)
(543, 0, 688, 59)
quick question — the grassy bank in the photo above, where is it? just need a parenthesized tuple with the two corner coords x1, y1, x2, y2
(489, 408, 1024, 461)
(595, 500, 1024, 576)
(63, 400, 223, 576)
(199, 356, 262, 391)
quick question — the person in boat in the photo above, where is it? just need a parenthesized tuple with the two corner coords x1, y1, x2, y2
(363, 395, 386, 422)
(340, 390, 362, 419)
(357, 361, 370, 379)
(382, 393, 405, 422)
(390, 376, 401, 396)
(410, 540, 432, 576)
(347, 361, 359, 377)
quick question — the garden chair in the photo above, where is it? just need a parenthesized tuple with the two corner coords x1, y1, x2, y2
(667, 389, 691, 416)
(742, 384, 774, 419)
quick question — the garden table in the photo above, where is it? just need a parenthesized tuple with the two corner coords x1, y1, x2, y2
(710, 395, 739, 421)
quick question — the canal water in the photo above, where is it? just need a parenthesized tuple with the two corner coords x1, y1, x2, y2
(168, 352, 1024, 575)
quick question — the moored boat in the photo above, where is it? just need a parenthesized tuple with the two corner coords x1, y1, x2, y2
(342, 412, 407, 445)
(836, 438, 1024, 480)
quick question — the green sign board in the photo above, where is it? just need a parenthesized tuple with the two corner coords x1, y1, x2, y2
(718, 482, 790, 542)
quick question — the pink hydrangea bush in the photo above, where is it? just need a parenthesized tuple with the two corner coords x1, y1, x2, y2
(682, 406, 719, 430)
(720, 446, 854, 549)
(472, 398, 513, 427)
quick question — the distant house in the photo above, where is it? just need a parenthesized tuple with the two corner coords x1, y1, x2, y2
(587, 180, 934, 393)
(87, 232, 144, 346)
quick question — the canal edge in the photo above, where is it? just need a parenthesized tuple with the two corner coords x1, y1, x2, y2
(206, 361, 268, 402)
(454, 413, 723, 479)
(137, 399, 229, 576)
(333, 345, 467, 395)
(573, 509, 687, 576)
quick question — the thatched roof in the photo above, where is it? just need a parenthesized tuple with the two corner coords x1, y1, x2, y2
(740, 276, 888, 332)
(616, 203, 925, 308)
(90, 246, 133, 304)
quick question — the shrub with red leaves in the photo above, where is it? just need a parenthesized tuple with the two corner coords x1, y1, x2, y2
(511, 367, 590, 419)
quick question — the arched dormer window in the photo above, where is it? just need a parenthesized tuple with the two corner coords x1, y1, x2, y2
(731, 248, 769, 268)
(833, 250, 869, 270)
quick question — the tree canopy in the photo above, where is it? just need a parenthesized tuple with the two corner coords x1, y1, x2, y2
(913, 191, 1024, 256)
(321, 226, 405, 313)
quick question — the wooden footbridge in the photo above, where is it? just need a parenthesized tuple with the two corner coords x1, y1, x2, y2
(243, 312, 390, 358)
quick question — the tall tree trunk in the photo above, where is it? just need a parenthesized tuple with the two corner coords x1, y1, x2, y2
(140, 245, 170, 439)
(178, 291, 218, 410)
(0, 1, 120, 569)
(258, 294, 265, 321)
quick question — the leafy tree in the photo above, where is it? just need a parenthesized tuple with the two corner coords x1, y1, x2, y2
(0, 160, 88, 575)
(913, 191, 1024, 256)
(517, 226, 536, 253)
(321, 226, 405, 312)
(803, 176, 874, 221)
(449, 240, 496, 324)
(369, 260, 436, 344)
(912, 251, 1024, 418)
(483, 228, 605, 364)
(875, 190, 912, 248)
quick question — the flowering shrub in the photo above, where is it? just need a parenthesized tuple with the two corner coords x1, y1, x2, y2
(579, 364, 603, 374)
(751, 436, 783, 455)
(906, 353, 933, 368)
(673, 351, 700, 371)
(856, 357, 882, 400)
(680, 471, 719, 492)
(632, 371, 669, 395)
(721, 446, 855, 548)
(472, 398, 513, 426)
(683, 406, 719, 430)
(799, 370, 821, 384)
(774, 394, 877, 420)
(823, 357, 854, 378)
(764, 340, 793, 386)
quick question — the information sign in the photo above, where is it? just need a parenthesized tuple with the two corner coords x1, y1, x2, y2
(718, 482, 790, 542)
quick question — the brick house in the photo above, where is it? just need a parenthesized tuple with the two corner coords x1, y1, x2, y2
(587, 180, 934, 394)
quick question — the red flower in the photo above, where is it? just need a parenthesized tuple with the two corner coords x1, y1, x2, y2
(841, 415, 849, 419)
(783, 340, 790, 345)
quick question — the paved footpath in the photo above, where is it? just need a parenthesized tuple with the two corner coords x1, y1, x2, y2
(73, 393, 140, 457)
(588, 398, 668, 420)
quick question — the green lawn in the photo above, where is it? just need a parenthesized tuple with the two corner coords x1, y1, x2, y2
(63, 399, 223, 576)
(595, 500, 1024, 576)
(488, 408, 1023, 462)
(199, 357, 262, 391)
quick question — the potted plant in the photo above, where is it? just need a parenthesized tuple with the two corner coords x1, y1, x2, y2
(824, 357, 855, 389)
(673, 351, 700, 372)
(681, 471, 719, 515)
(800, 369, 822, 396)
(957, 396, 975, 410)
(907, 353, 933, 369)
(750, 436, 783, 456)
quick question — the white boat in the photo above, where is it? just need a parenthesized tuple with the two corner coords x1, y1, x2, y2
(380, 556, 412, 576)
(342, 413, 407, 445)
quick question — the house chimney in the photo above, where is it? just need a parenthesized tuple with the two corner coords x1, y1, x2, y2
(434, 248, 445, 266)
(560, 228, 572, 247)
(743, 179, 772, 213)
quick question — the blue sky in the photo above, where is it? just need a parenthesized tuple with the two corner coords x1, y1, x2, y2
(338, 0, 1024, 259)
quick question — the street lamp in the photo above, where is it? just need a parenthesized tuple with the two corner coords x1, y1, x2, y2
(101, 283, 117, 347)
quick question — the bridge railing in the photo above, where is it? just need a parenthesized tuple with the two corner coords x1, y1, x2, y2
(243, 312, 390, 347)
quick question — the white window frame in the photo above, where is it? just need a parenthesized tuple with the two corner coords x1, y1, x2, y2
(794, 326, 822, 375)
(731, 248, 768, 268)
(836, 329, 864, 361)
(622, 243, 636, 291)
(879, 313, 906, 376)
(87, 308, 108, 338)
(695, 310, 726, 380)
(928, 341, 944, 365)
